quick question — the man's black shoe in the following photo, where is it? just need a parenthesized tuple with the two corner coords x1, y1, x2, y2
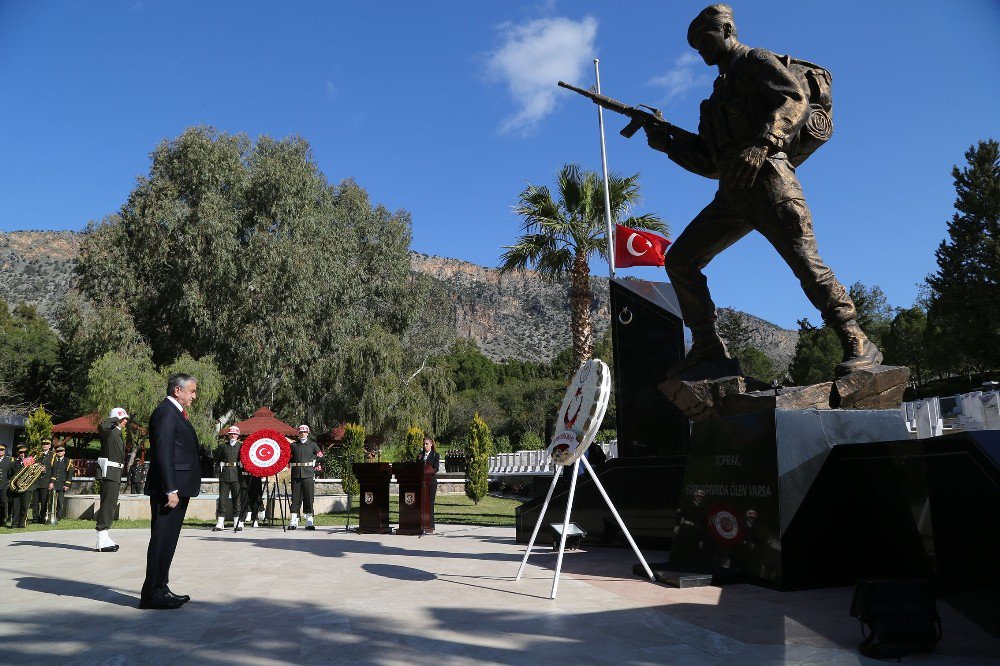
(163, 587, 190, 603)
(138, 593, 184, 610)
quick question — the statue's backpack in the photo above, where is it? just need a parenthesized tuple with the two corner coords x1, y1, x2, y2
(776, 54, 833, 166)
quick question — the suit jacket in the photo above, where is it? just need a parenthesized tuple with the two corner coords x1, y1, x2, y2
(417, 449, 440, 473)
(145, 398, 202, 499)
(98, 419, 127, 482)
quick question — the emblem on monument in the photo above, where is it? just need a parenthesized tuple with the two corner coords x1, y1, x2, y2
(404, 492, 415, 506)
(364, 492, 373, 505)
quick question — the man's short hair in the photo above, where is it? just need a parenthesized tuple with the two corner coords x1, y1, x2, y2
(688, 3, 736, 47)
(167, 372, 197, 396)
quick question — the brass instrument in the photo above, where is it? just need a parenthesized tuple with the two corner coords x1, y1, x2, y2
(47, 484, 59, 524)
(9, 445, 45, 494)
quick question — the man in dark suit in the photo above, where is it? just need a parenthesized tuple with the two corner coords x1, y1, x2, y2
(140, 372, 202, 610)
(49, 444, 73, 522)
(0, 443, 11, 526)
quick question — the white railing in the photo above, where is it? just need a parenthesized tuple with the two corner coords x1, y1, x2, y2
(488, 441, 617, 476)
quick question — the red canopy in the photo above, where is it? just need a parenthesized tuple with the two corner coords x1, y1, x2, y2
(224, 407, 298, 439)
(51, 412, 100, 437)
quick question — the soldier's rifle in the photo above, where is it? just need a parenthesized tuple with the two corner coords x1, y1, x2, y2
(557, 81, 672, 138)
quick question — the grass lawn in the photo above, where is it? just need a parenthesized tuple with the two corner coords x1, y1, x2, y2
(0, 494, 519, 534)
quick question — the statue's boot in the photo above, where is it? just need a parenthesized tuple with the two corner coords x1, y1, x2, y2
(834, 319, 883, 377)
(667, 327, 741, 380)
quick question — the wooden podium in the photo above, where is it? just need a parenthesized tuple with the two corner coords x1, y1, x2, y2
(353, 462, 392, 534)
(392, 462, 435, 535)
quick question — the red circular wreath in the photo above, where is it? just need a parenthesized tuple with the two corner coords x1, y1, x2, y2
(240, 428, 291, 477)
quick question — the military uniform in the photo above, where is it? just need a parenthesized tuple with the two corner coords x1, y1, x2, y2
(240, 466, 264, 525)
(214, 439, 242, 529)
(49, 450, 73, 521)
(649, 6, 879, 375)
(9, 448, 32, 528)
(96, 416, 126, 535)
(288, 434, 321, 530)
(32, 445, 55, 523)
(0, 447, 11, 526)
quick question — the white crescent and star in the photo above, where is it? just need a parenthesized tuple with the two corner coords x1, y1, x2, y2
(626, 232, 653, 257)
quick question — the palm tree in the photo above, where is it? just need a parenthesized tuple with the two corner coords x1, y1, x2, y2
(499, 164, 668, 370)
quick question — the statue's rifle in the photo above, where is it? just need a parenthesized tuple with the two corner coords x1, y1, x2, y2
(557, 81, 672, 138)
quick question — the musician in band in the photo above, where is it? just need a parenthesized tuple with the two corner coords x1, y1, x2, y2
(9, 444, 32, 529)
(288, 424, 322, 530)
(0, 443, 11, 526)
(32, 439, 55, 523)
(49, 444, 73, 522)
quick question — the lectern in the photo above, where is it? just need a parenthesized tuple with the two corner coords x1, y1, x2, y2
(392, 462, 435, 535)
(352, 462, 392, 534)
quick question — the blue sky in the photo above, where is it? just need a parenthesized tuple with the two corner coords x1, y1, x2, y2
(0, 1, 997, 330)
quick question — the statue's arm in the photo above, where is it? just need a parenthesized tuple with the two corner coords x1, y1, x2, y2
(647, 123, 720, 180)
(748, 49, 809, 152)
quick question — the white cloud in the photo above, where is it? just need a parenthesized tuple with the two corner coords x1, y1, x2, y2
(325, 81, 337, 99)
(487, 16, 598, 135)
(647, 52, 711, 103)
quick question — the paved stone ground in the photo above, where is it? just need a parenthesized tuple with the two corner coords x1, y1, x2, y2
(1, 526, 997, 665)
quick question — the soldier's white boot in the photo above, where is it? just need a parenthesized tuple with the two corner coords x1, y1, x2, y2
(245, 511, 252, 522)
(305, 514, 315, 531)
(212, 516, 224, 532)
(96, 530, 119, 552)
(289, 513, 298, 530)
(235, 519, 244, 532)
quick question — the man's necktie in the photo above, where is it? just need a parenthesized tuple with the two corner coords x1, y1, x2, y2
(182, 410, 188, 420)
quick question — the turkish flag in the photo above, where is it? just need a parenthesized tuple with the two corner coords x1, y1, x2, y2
(614, 224, 671, 268)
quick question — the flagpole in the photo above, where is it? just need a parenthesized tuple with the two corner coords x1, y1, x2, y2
(594, 59, 616, 281)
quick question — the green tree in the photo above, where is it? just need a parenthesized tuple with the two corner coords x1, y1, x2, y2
(786, 319, 841, 386)
(882, 306, 930, 389)
(717, 308, 778, 382)
(516, 431, 545, 452)
(493, 434, 513, 454)
(849, 282, 893, 349)
(403, 425, 424, 462)
(24, 405, 53, 450)
(76, 126, 419, 427)
(465, 413, 493, 504)
(925, 139, 1000, 374)
(0, 302, 59, 409)
(340, 423, 366, 498)
(500, 164, 667, 370)
(84, 350, 162, 427)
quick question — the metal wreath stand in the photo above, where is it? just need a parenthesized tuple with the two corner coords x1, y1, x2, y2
(515, 359, 655, 599)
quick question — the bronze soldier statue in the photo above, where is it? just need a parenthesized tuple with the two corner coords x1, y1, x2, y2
(645, 4, 882, 379)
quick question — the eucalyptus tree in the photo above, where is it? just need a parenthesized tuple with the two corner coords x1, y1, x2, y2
(500, 164, 667, 370)
(76, 126, 420, 427)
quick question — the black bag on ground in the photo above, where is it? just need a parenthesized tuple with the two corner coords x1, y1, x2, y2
(850, 579, 942, 660)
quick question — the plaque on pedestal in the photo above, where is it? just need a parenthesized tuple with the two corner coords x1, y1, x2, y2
(353, 462, 392, 534)
(668, 408, 908, 587)
(392, 462, 434, 535)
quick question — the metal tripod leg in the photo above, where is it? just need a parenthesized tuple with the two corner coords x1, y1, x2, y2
(580, 455, 655, 581)
(550, 459, 581, 599)
(515, 465, 563, 581)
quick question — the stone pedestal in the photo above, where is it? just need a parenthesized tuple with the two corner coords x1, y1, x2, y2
(659, 365, 909, 423)
(668, 408, 908, 588)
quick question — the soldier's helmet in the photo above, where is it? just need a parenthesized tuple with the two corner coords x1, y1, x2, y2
(688, 3, 736, 47)
(227, 426, 241, 436)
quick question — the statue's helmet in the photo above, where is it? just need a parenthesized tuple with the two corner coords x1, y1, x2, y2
(688, 4, 736, 47)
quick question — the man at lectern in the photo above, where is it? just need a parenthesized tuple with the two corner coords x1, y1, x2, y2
(418, 437, 440, 531)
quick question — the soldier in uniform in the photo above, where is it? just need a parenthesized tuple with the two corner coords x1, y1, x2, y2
(49, 444, 73, 522)
(645, 4, 881, 378)
(213, 426, 243, 531)
(288, 424, 322, 530)
(32, 439, 55, 523)
(0, 443, 11, 526)
(9, 444, 32, 529)
(95, 407, 129, 552)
